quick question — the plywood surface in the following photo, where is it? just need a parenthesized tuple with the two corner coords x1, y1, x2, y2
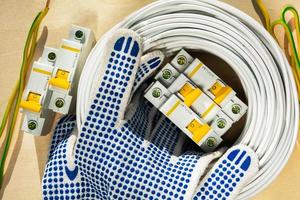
(0, 0, 299, 199)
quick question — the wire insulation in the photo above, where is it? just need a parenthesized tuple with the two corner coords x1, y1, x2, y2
(0, 2, 49, 187)
(255, 1, 300, 98)
(77, 0, 299, 199)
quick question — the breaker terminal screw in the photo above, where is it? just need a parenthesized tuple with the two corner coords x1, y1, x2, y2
(28, 120, 37, 130)
(177, 55, 187, 65)
(152, 88, 162, 98)
(232, 104, 241, 114)
(75, 30, 84, 40)
(217, 119, 226, 129)
(48, 52, 56, 61)
(162, 69, 172, 80)
(55, 98, 65, 108)
(206, 137, 217, 148)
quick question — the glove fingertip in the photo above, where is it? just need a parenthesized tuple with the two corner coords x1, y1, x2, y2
(141, 50, 165, 69)
(132, 50, 165, 95)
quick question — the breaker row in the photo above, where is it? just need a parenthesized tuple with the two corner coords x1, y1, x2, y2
(144, 49, 247, 152)
(20, 25, 95, 135)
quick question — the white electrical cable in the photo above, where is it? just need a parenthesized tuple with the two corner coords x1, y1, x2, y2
(77, 0, 299, 199)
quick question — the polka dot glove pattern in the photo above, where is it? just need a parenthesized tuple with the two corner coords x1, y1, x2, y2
(42, 29, 224, 200)
(193, 145, 259, 200)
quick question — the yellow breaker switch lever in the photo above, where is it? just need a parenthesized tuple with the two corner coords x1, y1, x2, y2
(179, 83, 202, 107)
(49, 69, 70, 90)
(209, 81, 232, 104)
(20, 92, 42, 113)
(186, 119, 211, 143)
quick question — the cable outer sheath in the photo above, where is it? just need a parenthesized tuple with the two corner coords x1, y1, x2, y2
(77, 0, 299, 199)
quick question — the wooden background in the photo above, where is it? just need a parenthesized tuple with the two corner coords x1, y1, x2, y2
(0, 0, 299, 199)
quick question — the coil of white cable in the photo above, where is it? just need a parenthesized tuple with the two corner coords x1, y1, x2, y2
(77, 0, 299, 199)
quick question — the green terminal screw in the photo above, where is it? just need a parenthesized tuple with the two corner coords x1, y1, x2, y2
(162, 69, 172, 80)
(217, 119, 227, 129)
(152, 88, 162, 98)
(206, 137, 217, 148)
(28, 120, 37, 130)
(55, 98, 65, 108)
(48, 52, 56, 61)
(75, 30, 84, 40)
(177, 55, 187, 66)
(232, 104, 241, 114)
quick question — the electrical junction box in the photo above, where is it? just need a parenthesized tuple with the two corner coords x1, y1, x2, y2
(144, 49, 247, 152)
(20, 25, 95, 136)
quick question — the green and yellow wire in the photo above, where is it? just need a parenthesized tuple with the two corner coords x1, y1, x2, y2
(272, 7, 300, 97)
(255, 0, 300, 99)
(255, 0, 272, 33)
(0, 1, 49, 187)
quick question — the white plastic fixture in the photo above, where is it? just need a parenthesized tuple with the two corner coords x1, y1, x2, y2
(48, 25, 96, 114)
(145, 49, 246, 151)
(20, 25, 95, 135)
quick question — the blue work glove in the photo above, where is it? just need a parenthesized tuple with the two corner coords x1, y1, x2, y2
(42, 29, 224, 200)
(192, 144, 259, 200)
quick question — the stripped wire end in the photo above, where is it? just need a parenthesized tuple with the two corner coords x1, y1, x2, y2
(46, 0, 51, 9)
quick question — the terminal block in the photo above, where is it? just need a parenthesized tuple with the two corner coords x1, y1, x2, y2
(20, 25, 95, 135)
(144, 49, 247, 152)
